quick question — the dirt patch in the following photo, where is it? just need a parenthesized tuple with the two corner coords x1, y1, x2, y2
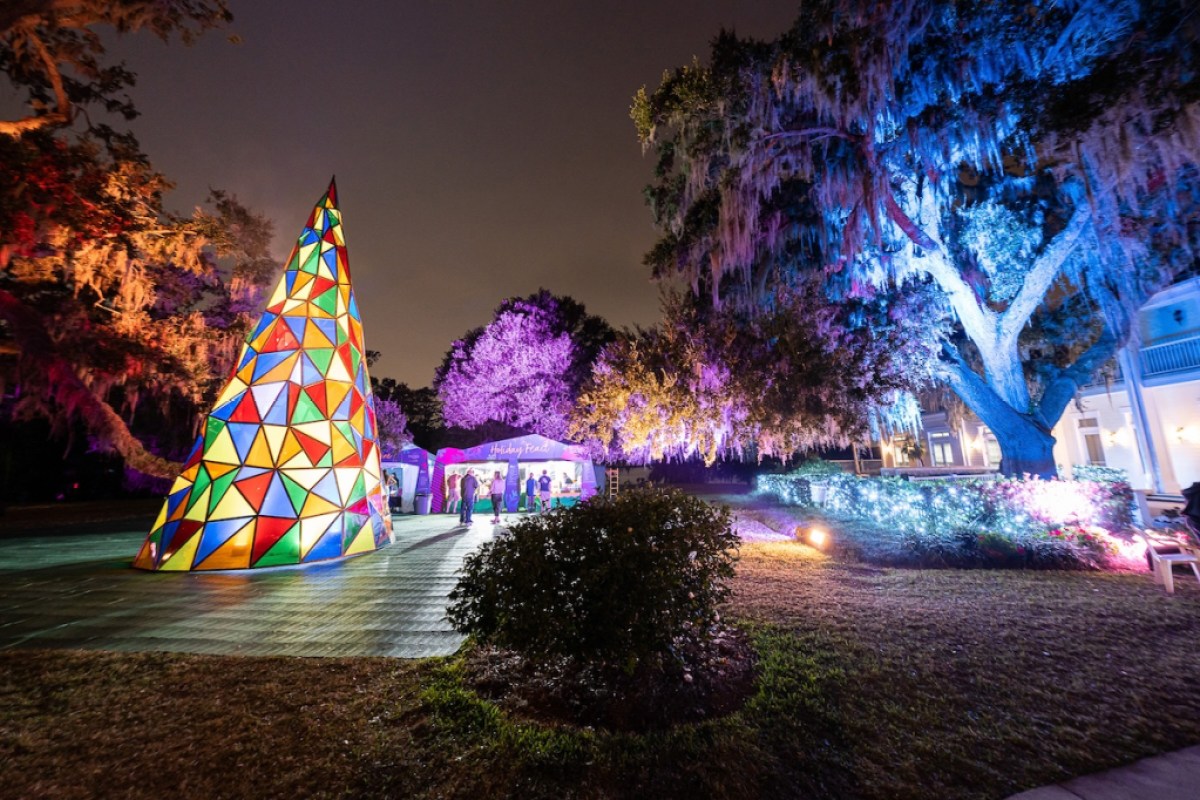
(462, 627, 757, 732)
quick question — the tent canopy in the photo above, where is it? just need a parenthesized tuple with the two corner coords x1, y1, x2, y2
(381, 444, 434, 513)
(432, 434, 596, 513)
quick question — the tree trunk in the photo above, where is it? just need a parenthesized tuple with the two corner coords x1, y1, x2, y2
(993, 422, 1057, 479)
(939, 349, 1059, 479)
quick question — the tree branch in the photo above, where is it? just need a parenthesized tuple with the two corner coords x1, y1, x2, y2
(1037, 327, 1119, 428)
(921, 248, 998, 351)
(998, 203, 1091, 346)
(884, 191, 938, 251)
(753, 127, 858, 145)
(935, 342, 1045, 435)
(0, 25, 73, 136)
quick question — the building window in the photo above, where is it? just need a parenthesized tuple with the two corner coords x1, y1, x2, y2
(984, 434, 1002, 467)
(1078, 417, 1106, 466)
(928, 432, 955, 466)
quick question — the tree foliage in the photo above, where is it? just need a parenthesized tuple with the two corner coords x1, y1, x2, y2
(635, 0, 1200, 475)
(0, 2, 267, 479)
(373, 396, 412, 459)
(370, 377, 444, 451)
(435, 290, 615, 441)
(1, 0, 231, 138)
(572, 283, 941, 464)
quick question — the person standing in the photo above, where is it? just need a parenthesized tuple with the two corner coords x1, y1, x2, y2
(386, 473, 401, 514)
(489, 470, 504, 524)
(446, 471, 461, 516)
(538, 469, 553, 513)
(525, 472, 537, 512)
(460, 469, 478, 525)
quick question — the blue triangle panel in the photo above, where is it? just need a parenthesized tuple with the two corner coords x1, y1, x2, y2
(260, 472, 296, 517)
(165, 487, 190, 520)
(313, 318, 337, 342)
(233, 465, 269, 482)
(237, 347, 257, 373)
(195, 517, 254, 565)
(330, 390, 353, 421)
(301, 354, 325, 386)
(209, 394, 244, 422)
(304, 520, 343, 562)
(249, 312, 277, 343)
(227, 423, 261, 463)
(263, 389, 291, 425)
(251, 351, 292, 382)
(285, 316, 307, 340)
(312, 471, 343, 505)
(157, 519, 181, 558)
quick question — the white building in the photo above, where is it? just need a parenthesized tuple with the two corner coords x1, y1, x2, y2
(877, 277, 1200, 497)
(1052, 276, 1200, 496)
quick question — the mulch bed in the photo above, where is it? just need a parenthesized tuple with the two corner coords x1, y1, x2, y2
(462, 627, 757, 732)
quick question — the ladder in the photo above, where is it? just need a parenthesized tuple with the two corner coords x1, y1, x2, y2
(606, 467, 619, 500)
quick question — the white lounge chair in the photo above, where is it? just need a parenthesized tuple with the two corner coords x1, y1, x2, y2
(1140, 529, 1200, 595)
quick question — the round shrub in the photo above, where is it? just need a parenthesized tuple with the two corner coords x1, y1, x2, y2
(447, 487, 739, 669)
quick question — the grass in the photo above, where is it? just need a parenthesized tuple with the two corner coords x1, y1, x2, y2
(2, 521, 1199, 798)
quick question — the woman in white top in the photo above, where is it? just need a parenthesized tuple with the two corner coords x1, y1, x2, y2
(489, 471, 505, 524)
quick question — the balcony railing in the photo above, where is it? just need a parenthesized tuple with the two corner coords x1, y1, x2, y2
(1142, 335, 1200, 377)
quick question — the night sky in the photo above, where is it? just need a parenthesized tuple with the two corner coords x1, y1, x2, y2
(100, 2, 800, 386)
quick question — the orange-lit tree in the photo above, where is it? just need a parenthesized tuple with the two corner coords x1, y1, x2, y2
(0, 1, 274, 480)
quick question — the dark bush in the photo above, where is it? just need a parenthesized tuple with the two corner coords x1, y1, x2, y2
(447, 487, 739, 670)
(898, 528, 1108, 570)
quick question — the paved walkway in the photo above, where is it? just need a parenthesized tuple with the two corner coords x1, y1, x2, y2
(0, 514, 498, 658)
(1008, 745, 1200, 799)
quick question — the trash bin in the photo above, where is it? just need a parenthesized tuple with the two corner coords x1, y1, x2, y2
(414, 494, 431, 515)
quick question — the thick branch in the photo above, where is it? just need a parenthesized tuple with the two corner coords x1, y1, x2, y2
(0, 287, 182, 478)
(0, 25, 73, 136)
(998, 203, 1091, 346)
(921, 248, 998, 351)
(1037, 327, 1119, 428)
(884, 192, 938, 251)
(935, 342, 1047, 436)
(754, 127, 858, 146)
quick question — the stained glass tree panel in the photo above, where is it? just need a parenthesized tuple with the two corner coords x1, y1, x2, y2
(134, 180, 393, 570)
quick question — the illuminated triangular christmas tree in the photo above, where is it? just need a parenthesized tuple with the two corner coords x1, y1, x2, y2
(134, 180, 393, 571)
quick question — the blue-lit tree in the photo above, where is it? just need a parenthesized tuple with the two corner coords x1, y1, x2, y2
(635, 0, 1200, 476)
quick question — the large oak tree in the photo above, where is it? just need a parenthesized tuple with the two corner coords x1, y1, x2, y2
(635, 0, 1200, 476)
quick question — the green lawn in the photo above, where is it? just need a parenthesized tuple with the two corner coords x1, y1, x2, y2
(2, 531, 1198, 798)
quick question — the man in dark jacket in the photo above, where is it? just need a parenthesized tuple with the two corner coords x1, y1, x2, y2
(460, 469, 479, 525)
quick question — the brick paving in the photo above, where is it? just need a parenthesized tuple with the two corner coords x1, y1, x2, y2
(0, 514, 498, 658)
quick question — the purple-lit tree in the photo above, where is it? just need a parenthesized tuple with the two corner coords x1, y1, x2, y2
(634, 0, 1200, 476)
(436, 291, 615, 441)
(373, 397, 413, 458)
